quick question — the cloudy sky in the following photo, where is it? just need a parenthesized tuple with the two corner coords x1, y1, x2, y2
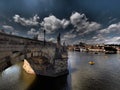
(0, 0, 120, 44)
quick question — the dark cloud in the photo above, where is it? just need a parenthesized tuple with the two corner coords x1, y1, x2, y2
(1, 0, 120, 44)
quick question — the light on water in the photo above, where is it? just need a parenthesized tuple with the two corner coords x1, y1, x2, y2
(69, 52, 120, 90)
(0, 62, 36, 90)
(1, 52, 120, 90)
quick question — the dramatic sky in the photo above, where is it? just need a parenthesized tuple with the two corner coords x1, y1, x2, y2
(1, 0, 120, 44)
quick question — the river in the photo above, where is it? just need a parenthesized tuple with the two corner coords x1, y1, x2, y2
(0, 51, 120, 90)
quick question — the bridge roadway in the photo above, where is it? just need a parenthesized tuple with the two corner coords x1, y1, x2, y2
(0, 32, 56, 72)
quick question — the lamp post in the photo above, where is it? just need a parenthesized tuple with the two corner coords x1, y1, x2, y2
(44, 29, 46, 46)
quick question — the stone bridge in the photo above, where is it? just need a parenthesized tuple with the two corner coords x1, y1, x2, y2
(0, 32, 57, 71)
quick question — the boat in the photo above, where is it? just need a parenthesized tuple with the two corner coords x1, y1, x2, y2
(89, 61, 95, 65)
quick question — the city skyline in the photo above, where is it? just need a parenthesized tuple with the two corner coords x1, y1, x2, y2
(0, 0, 120, 44)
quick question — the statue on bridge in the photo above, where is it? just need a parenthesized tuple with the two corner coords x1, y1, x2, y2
(54, 33, 62, 59)
(23, 33, 69, 77)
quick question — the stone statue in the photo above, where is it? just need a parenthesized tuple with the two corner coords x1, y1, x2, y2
(54, 33, 62, 59)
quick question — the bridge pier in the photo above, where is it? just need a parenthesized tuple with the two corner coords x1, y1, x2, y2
(0, 56, 12, 72)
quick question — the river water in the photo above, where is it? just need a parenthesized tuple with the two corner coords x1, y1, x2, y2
(0, 51, 120, 90)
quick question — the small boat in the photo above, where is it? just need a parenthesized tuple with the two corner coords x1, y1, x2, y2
(89, 61, 95, 65)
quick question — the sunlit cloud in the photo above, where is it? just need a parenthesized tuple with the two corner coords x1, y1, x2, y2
(70, 12, 101, 35)
(2, 25, 19, 35)
(13, 14, 40, 26)
(41, 15, 69, 34)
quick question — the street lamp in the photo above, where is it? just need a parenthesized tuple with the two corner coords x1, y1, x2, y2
(44, 29, 46, 46)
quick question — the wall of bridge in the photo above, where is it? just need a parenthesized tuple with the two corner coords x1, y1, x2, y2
(0, 32, 56, 57)
(0, 32, 56, 71)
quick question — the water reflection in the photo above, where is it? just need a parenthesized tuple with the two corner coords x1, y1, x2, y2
(28, 75, 69, 90)
(69, 51, 120, 90)
(1, 51, 120, 90)
(0, 62, 70, 90)
(0, 62, 36, 90)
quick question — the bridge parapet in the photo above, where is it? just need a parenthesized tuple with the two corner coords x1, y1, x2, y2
(0, 32, 56, 60)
